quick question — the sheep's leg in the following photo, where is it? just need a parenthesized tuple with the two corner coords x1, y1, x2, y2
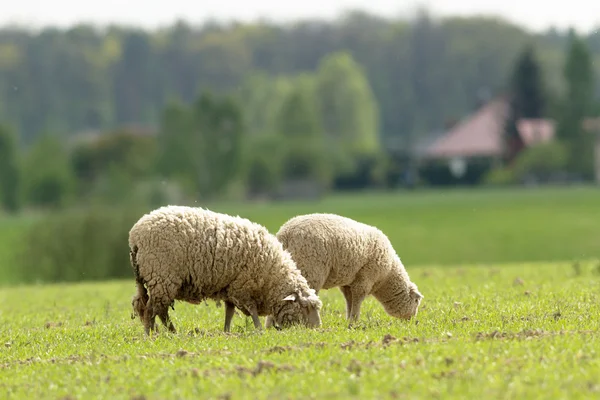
(251, 313, 263, 330)
(145, 289, 178, 335)
(224, 301, 236, 333)
(265, 315, 274, 329)
(348, 284, 369, 324)
(246, 304, 263, 330)
(157, 303, 176, 334)
(142, 302, 157, 335)
(340, 286, 353, 319)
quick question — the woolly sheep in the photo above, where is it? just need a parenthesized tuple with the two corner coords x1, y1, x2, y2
(129, 205, 323, 335)
(265, 213, 423, 327)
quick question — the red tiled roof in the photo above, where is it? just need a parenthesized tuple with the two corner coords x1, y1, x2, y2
(423, 97, 508, 159)
(583, 117, 600, 132)
(517, 119, 555, 146)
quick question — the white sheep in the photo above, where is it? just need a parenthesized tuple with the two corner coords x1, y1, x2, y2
(129, 205, 323, 335)
(265, 213, 423, 327)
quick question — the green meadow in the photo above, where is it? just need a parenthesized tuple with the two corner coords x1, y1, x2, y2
(1, 186, 599, 399)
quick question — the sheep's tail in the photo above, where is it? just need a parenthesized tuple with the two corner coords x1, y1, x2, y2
(130, 245, 148, 320)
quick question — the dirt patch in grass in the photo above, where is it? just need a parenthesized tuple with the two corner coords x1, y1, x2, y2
(474, 329, 597, 341)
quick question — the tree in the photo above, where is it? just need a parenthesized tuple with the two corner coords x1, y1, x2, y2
(191, 92, 245, 198)
(242, 133, 285, 197)
(315, 51, 381, 160)
(238, 72, 293, 135)
(503, 44, 546, 162)
(275, 74, 322, 137)
(0, 124, 21, 212)
(274, 76, 334, 187)
(70, 128, 158, 199)
(555, 31, 596, 177)
(156, 98, 194, 185)
(22, 133, 75, 209)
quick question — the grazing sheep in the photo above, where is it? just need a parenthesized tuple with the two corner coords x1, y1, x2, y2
(265, 213, 423, 327)
(129, 205, 322, 335)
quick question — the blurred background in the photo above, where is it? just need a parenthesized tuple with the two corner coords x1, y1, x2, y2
(0, 1, 599, 286)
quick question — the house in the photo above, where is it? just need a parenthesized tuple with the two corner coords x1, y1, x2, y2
(419, 96, 600, 183)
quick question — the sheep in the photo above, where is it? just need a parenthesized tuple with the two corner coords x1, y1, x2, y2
(265, 213, 423, 327)
(128, 205, 323, 335)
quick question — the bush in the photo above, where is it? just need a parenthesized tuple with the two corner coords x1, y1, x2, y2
(512, 141, 569, 182)
(483, 167, 516, 186)
(16, 205, 151, 284)
(282, 136, 334, 189)
(22, 133, 76, 209)
(243, 133, 285, 197)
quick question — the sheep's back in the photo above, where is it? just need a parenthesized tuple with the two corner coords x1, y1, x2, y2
(277, 213, 377, 289)
(129, 206, 218, 286)
(130, 206, 299, 305)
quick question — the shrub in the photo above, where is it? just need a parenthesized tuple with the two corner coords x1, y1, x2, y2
(16, 205, 151, 284)
(243, 133, 285, 197)
(512, 141, 569, 182)
(483, 167, 516, 186)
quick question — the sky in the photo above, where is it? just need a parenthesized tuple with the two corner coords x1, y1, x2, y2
(1, 0, 599, 33)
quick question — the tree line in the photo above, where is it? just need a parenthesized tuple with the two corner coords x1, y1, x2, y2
(1, 10, 600, 214)
(1, 10, 600, 145)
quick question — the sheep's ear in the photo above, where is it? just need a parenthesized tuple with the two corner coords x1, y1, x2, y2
(282, 294, 297, 302)
(306, 291, 320, 303)
(409, 285, 424, 300)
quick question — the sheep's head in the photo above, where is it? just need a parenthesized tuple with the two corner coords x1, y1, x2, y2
(271, 288, 322, 329)
(375, 280, 424, 321)
(130, 282, 149, 323)
(131, 294, 146, 322)
(403, 282, 424, 319)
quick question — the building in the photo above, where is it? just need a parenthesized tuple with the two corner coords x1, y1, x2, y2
(418, 96, 600, 183)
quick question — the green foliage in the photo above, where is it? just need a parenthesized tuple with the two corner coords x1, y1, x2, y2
(508, 44, 546, 118)
(503, 44, 547, 161)
(556, 32, 598, 177)
(483, 167, 516, 186)
(1, 14, 599, 151)
(70, 128, 158, 198)
(270, 75, 334, 188)
(316, 51, 381, 159)
(15, 205, 148, 284)
(22, 133, 75, 209)
(2, 262, 600, 398)
(282, 137, 333, 187)
(243, 133, 286, 197)
(237, 72, 293, 135)
(156, 98, 194, 186)
(156, 92, 245, 199)
(0, 124, 21, 212)
(275, 75, 322, 138)
(192, 92, 245, 199)
(4, 187, 600, 286)
(512, 141, 569, 181)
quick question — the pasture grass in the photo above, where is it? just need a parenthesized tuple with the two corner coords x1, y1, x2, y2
(212, 185, 600, 266)
(2, 186, 600, 286)
(0, 212, 37, 284)
(2, 260, 600, 399)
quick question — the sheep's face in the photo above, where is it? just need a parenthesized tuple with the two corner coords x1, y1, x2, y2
(272, 289, 322, 329)
(377, 281, 423, 321)
(397, 282, 424, 320)
(130, 287, 148, 323)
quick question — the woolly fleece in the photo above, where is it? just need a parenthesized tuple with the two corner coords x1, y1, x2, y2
(268, 213, 423, 325)
(129, 205, 322, 334)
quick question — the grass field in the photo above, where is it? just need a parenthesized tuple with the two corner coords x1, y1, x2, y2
(196, 185, 600, 266)
(4, 185, 600, 286)
(1, 261, 599, 399)
(1, 186, 600, 398)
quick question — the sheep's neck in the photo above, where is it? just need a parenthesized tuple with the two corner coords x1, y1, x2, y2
(372, 270, 407, 308)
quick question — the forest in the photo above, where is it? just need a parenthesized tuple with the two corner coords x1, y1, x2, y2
(0, 10, 599, 212)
